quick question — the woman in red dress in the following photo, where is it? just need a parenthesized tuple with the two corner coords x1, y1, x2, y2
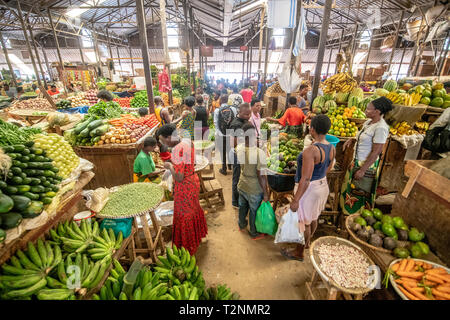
(158, 124, 208, 255)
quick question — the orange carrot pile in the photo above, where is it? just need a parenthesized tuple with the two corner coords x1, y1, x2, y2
(391, 258, 450, 300)
(109, 114, 137, 127)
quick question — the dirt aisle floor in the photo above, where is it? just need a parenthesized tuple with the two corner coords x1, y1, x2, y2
(195, 165, 315, 300)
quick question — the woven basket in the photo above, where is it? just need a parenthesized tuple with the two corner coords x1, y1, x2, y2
(346, 214, 409, 254)
(310, 236, 377, 295)
(96, 182, 164, 219)
(195, 154, 210, 172)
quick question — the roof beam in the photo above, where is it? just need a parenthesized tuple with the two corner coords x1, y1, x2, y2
(223, 0, 234, 46)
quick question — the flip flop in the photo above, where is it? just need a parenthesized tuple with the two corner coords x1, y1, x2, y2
(280, 248, 303, 261)
(251, 234, 266, 240)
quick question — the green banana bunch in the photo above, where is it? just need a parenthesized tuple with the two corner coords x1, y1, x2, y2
(0, 239, 63, 300)
(203, 284, 240, 300)
(88, 227, 123, 260)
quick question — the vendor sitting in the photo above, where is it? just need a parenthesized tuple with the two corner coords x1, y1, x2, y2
(138, 107, 149, 117)
(133, 137, 161, 183)
(97, 90, 114, 102)
(265, 96, 306, 136)
(47, 85, 60, 96)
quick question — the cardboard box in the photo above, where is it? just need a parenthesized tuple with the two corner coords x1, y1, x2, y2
(263, 94, 278, 117)
(277, 95, 287, 112)
(372, 67, 385, 76)
(416, 64, 436, 77)
(135, 68, 145, 77)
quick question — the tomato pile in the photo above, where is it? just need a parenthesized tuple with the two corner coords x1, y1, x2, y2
(113, 97, 132, 108)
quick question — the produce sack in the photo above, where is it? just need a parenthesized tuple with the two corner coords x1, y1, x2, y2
(274, 209, 304, 244)
(255, 201, 278, 235)
(160, 169, 173, 193)
(100, 218, 133, 239)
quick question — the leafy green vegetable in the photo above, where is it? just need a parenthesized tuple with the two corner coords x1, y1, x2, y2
(88, 101, 122, 119)
(0, 120, 41, 146)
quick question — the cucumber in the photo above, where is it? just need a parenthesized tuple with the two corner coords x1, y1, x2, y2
(24, 141, 34, 148)
(10, 167, 22, 175)
(10, 195, 31, 212)
(12, 145, 26, 153)
(42, 181, 51, 187)
(0, 180, 7, 190)
(74, 117, 95, 134)
(0, 194, 14, 213)
(79, 127, 90, 138)
(87, 119, 105, 131)
(22, 177, 32, 185)
(43, 170, 55, 178)
(34, 156, 45, 162)
(21, 148, 30, 156)
(17, 185, 31, 194)
(32, 148, 44, 155)
(91, 124, 110, 137)
(30, 186, 45, 193)
(20, 156, 30, 162)
(23, 192, 39, 201)
(9, 176, 23, 185)
(4, 186, 18, 195)
(1, 145, 14, 153)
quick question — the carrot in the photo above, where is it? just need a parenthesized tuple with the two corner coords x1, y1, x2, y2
(392, 263, 400, 272)
(396, 278, 418, 287)
(398, 285, 419, 300)
(423, 263, 433, 270)
(429, 273, 450, 283)
(431, 288, 450, 300)
(425, 275, 445, 284)
(436, 285, 450, 293)
(398, 259, 408, 272)
(396, 271, 424, 279)
(425, 268, 448, 275)
(411, 287, 425, 293)
(423, 280, 438, 287)
(404, 284, 430, 300)
(405, 259, 415, 272)
(415, 261, 424, 267)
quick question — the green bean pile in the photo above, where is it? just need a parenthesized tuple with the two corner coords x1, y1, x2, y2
(98, 183, 164, 218)
(0, 120, 42, 146)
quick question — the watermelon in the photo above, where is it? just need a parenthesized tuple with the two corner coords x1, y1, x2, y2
(358, 98, 371, 111)
(348, 96, 361, 108)
(375, 88, 389, 97)
(312, 96, 326, 108)
(324, 100, 336, 112)
(442, 101, 450, 109)
(383, 80, 397, 92)
(430, 97, 444, 108)
(323, 93, 335, 101)
(420, 97, 431, 105)
(422, 89, 432, 98)
(433, 89, 446, 98)
(444, 94, 450, 101)
(335, 92, 349, 104)
(351, 88, 364, 99)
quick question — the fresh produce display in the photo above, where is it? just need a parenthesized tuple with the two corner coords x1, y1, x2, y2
(160, 92, 182, 106)
(389, 121, 420, 136)
(67, 94, 89, 108)
(342, 106, 366, 119)
(88, 101, 122, 119)
(7, 98, 56, 112)
(113, 97, 132, 108)
(326, 105, 358, 137)
(33, 133, 80, 179)
(55, 99, 72, 110)
(92, 244, 239, 300)
(386, 91, 422, 106)
(0, 120, 42, 146)
(383, 258, 450, 300)
(267, 132, 304, 174)
(66, 115, 111, 146)
(97, 183, 164, 218)
(415, 122, 430, 134)
(0, 142, 61, 227)
(0, 219, 123, 300)
(316, 242, 370, 289)
(265, 81, 284, 95)
(350, 209, 429, 258)
(130, 91, 149, 108)
(322, 72, 358, 94)
(405, 81, 449, 109)
(85, 90, 98, 105)
(96, 124, 150, 146)
(383, 80, 398, 92)
(109, 114, 159, 129)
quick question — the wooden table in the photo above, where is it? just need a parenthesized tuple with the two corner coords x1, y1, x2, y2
(196, 157, 224, 209)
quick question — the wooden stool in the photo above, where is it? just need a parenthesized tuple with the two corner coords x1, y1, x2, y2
(305, 269, 363, 300)
(320, 170, 345, 226)
(269, 187, 293, 212)
(129, 210, 166, 265)
(199, 179, 225, 208)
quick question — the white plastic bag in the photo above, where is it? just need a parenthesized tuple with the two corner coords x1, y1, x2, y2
(278, 61, 302, 94)
(274, 209, 304, 244)
(159, 169, 173, 193)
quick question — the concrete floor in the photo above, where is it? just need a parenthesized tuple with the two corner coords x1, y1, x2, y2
(195, 165, 316, 300)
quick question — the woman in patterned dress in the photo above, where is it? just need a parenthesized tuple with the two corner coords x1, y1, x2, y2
(158, 124, 208, 255)
(179, 96, 196, 140)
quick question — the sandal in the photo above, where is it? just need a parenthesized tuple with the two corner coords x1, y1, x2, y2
(280, 248, 304, 261)
(251, 233, 266, 240)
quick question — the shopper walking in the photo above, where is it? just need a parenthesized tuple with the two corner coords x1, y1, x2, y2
(281, 115, 335, 261)
(249, 98, 262, 141)
(229, 103, 252, 208)
(154, 96, 171, 125)
(210, 90, 221, 114)
(340, 97, 392, 215)
(240, 83, 254, 103)
(194, 94, 209, 139)
(228, 86, 244, 107)
(159, 124, 208, 255)
(178, 96, 197, 141)
(236, 123, 269, 240)
(214, 94, 237, 175)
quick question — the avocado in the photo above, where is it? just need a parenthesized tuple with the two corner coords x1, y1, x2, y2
(383, 237, 397, 250)
(394, 247, 410, 259)
(369, 234, 383, 247)
(356, 229, 370, 242)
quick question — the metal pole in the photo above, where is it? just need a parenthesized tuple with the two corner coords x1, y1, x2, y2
(326, 48, 333, 76)
(249, 41, 253, 80)
(17, 3, 41, 87)
(129, 45, 135, 76)
(27, 21, 48, 89)
(106, 29, 114, 79)
(136, 0, 155, 113)
(0, 31, 17, 87)
(257, 4, 266, 79)
(183, 0, 191, 86)
(246, 35, 250, 81)
(39, 43, 53, 82)
(160, 0, 173, 104)
(334, 29, 345, 74)
(311, 0, 333, 100)
(407, 18, 424, 76)
(361, 30, 375, 81)
(47, 8, 65, 76)
(91, 25, 103, 77)
(262, 26, 269, 94)
(437, 32, 449, 77)
(190, 6, 196, 91)
(349, 23, 359, 72)
(396, 42, 407, 80)
(116, 46, 123, 75)
(387, 10, 404, 74)
(78, 35, 86, 66)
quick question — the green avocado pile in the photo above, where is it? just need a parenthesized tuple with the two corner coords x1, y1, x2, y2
(267, 133, 304, 174)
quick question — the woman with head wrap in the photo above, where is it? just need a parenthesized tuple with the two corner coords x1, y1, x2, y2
(340, 97, 393, 215)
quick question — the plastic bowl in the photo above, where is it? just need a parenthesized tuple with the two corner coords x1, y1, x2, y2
(73, 211, 95, 226)
(325, 134, 340, 148)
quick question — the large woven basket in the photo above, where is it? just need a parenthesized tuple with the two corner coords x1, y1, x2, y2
(310, 236, 378, 296)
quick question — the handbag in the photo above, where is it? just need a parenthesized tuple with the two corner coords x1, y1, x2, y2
(423, 122, 450, 153)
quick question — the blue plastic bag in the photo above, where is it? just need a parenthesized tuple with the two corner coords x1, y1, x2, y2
(255, 201, 278, 235)
(100, 218, 133, 238)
